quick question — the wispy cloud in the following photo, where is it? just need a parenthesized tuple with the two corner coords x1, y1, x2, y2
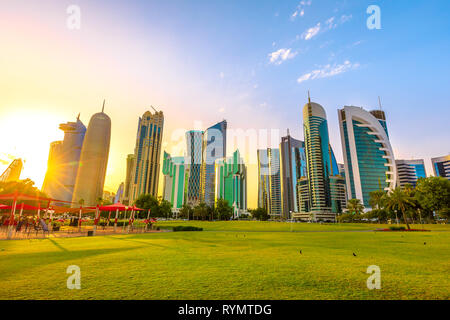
(297, 60, 360, 83)
(269, 48, 298, 65)
(291, 0, 312, 20)
(301, 22, 321, 40)
(300, 14, 352, 40)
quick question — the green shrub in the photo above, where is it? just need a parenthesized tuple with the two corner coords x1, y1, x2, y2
(389, 225, 406, 231)
(172, 226, 203, 232)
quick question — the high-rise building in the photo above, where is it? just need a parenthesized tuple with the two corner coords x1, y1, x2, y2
(215, 149, 247, 218)
(186, 130, 204, 205)
(128, 109, 164, 203)
(42, 116, 86, 202)
(431, 155, 450, 180)
(115, 183, 124, 203)
(200, 120, 227, 207)
(72, 105, 111, 206)
(303, 101, 333, 214)
(279, 131, 306, 219)
(396, 159, 427, 187)
(162, 151, 187, 213)
(122, 154, 135, 205)
(0, 158, 23, 183)
(338, 106, 396, 207)
(257, 148, 282, 217)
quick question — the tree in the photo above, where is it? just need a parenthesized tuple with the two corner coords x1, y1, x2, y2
(414, 177, 450, 221)
(135, 194, 160, 218)
(159, 199, 172, 219)
(346, 199, 365, 215)
(0, 179, 48, 207)
(250, 207, 269, 221)
(215, 198, 233, 221)
(386, 187, 414, 230)
(179, 204, 193, 220)
(369, 190, 386, 210)
(193, 202, 209, 220)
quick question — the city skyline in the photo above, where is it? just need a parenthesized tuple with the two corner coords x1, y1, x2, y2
(1, 0, 449, 208)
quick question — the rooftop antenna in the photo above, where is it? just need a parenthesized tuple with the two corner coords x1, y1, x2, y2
(308, 90, 311, 104)
(77, 113, 80, 120)
(287, 128, 290, 136)
(378, 96, 382, 110)
(150, 105, 158, 113)
(102, 99, 105, 113)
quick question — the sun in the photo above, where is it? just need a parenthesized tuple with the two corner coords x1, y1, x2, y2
(0, 107, 64, 189)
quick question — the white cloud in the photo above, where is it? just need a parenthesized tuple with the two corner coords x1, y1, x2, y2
(291, 0, 312, 20)
(301, 22, 321, 40)
(340, 14, 352, 23)
(269, 48, 298, 65)
(297, 60, 360, 83)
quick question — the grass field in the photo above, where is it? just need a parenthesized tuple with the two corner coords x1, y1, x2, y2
(1, 221, 449, 300)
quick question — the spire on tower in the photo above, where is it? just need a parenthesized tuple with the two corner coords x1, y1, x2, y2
(102, 99, 105, 113)
(308, 90, 311, 104)
(287, 128, 290, 136)
(77, 113, 80, 120)
(378, 96, 382, 110)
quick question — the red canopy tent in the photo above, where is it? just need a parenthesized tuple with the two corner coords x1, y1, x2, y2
(97, 202, 129, 232)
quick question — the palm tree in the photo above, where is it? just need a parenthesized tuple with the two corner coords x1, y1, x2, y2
(346, 199, 365, 215)
(369, 190, 386, 210)
(386, 187, 414, 230)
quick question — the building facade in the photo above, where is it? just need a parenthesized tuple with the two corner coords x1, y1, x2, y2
(162, 151, 187, 213)
(200, 120, 227, 207)
(338, 106, 396, 208)
(257, 148, 282, 217)
(0, 158, 23, 183)
(279, 131, 306, 219)
(72, 107, 111, 206)
(186, 130, 204, 205)
(396, 159, 426, 187)
(431, 155, 450, 180)
(122, 154, 135, 205)
(42, 116, 86, 202)
(215, 149, 247, 218)
(128, 109, 164, 204)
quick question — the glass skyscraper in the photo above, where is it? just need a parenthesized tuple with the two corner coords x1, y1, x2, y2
(128, 109, 164, 203)
(186, 130, 204, 205)
(162, 151, 187, 212)
(396, 159, 427, 187)
(200, 120, 227, 207)
(338, 106, 396, 208)
(215, 149, 247, 218)
(42, 116, 86, 202)
(257, 148, 282, 217)
(431, 155, 450, 180)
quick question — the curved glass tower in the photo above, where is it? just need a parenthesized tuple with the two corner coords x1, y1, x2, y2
(186, 130, 204, 205)
(303, 101, 332, 213)
(72, 107, 111, 206)
(338, 106, 396, 207)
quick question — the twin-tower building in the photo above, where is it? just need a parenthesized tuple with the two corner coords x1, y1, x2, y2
(42, 103, 111, 206)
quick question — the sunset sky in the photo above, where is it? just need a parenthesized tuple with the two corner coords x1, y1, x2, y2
(1, 0, 449, 207)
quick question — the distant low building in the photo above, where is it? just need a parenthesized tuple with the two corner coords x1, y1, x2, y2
(431, 155, 450, 180)
(396, 159, 426, 187)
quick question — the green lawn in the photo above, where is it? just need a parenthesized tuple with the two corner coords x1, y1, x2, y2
(1, 221, 449, 300)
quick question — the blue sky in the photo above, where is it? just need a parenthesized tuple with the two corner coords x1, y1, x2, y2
(1, 0, 449, 206)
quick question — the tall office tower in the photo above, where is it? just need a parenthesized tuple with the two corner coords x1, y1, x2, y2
(396, 159, 427, 187)
(431, 155, 450, 180)
(329, 175, 347, 214)
(122, 154, 135, 205)
(0, 158, 23, 182)
(72, 104, 111, 206)
(128, 108, 164, 203)
(215, 149, 247, 218)
(303, 100, 333, 215)
(338, 106, 397, 208)
(162, 151, 187, 213)
(279, 131, 306, 219)
(257, 148, 282, 217)
(115, 182, 124, 203)
(42, 116, 86, 202)
(200, 120, 227, 207)
(186, 130, 204, 205)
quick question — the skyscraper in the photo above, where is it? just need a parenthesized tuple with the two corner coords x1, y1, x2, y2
(303, 100, 333, 214)
(257, 148, 282, 217)
(431, 155, 450, 180)
(338, 106, 396, 207)
(279, 131, 306, 219)
(162, 151, 187, 213)
(72, 104, 111, 206)
(0, 158, 23, 183)
(42, 116, 86, 202)
(396, 159, 427, 187)
(215, 149, 247, 218)
(128, 108, 164, 203)
(122, 154, 135, 205)
(200, 120, 227, 207)
(186, 130, 204, 205)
